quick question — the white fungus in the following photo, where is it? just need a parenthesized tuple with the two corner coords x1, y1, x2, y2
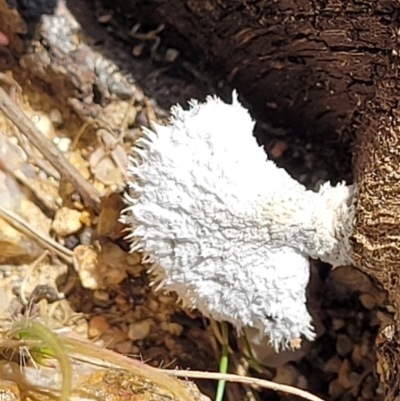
(121, 93, 354, 350)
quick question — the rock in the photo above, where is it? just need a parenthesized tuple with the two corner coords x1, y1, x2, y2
(90, 147, 123, 186)
(338, 359, 352, 389)
(127, 252, 141, 265)
(88, 315, 110, 338)
(349, 372, 361, 395)
(97, 241, 128, 286)
(329, 267, 373, 294)
(332, 317, 346, 331)
(114, 294, 127, 305)
(324, 355, 342, 374)
(73, 245, 99, 290)
(74, 241, 128, 290)
(361, 376, 376, 400)
(118, 303, 131, 313)
(93, 290, 110, 302)
(274, 363, 300, 386)
(329, 378, 346, 399)
(347, 323, 361, 342)
(93, 290, 113, 308)
(128, 319, 152, 341)
(52, 207, 82, 236)
(167, 322, 184, 336)
(54, 137, 71, 153)
(66, 151, 90, 180)
(351, 344, 363, 366)
(337, 334, 354, 357)
(359, 293, 377, 310)
(96, 193, 125, 239)
(114, 340, 133, 354)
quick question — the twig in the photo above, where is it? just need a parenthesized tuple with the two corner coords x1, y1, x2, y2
(0, 206, 73, 264)
(20, 251, 50, 305)
(0, 86, 101, 211)
(17, 132, 61, 180)
(160, 369, 327, 401)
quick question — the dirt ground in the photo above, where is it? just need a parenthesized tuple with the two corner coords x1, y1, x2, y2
(0, 1, 390, 400)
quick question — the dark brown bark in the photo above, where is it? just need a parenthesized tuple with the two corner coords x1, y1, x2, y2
(103, 0, 398, 150)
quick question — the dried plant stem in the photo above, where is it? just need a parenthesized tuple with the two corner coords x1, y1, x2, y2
(20, 251, 50, 305)
(0, 86, 101, 211)
(0, 206, 73, 264)
(160, 369, 327, 401)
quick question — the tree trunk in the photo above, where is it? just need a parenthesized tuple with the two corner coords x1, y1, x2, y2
(104, 0, 398, 174)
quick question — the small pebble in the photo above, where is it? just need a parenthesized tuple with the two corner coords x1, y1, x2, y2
(148, 299, 159, 312)
(114, 340, 133, 355)
(94, 290, 110, 302)
(55, 137, 71, 153)
(127, 264, 143, 277)
(164, 336, 176, 352)
(347, 323, 361, 342)
(131, 345, 141, 355)
(360, 335, 372, 357)
(332, 317, 346, 331)
(329, 267, 373, 293)
(0, 30, 9, 46)
(127, 252, 142, 265)
(273, 363, 299, 386)
(165, 48, 179, 62)
(369, 312, 380, 327)
(49, 108, 63, 126)
(361, 380, 375, 400)
(168, 322, 184, 336)
(296, 375, 308, 390)
(341, 390, 355, 401)
(107, 327, 128, 344)
(324, 354, 342, 373)
(359, 293, 376, 310)
(351, 344, 363, 366)
(349, 372, 361, 394)
(80, 210, 92, 227)
(114, 294, 127, 305)
(329, 378, 346, 399)
(74, 320, 88, 335)
(118, 303, 132, 313)
(338, 359, 352, 389)
(128, 319, 152, 341)
(88, 315, 110, 338)
(93, 290, 113, 308)
(52, 207, 82, 236)
(337, 334, 354, 357)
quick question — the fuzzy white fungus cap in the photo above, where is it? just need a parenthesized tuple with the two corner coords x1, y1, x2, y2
(122, 93, 354, 350)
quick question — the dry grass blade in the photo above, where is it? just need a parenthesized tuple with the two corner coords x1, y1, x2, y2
(0, 206, 73, 264)
(160, 369, 327, 401)
(62, 336, 195, 401)
(0, 86, 101, 211)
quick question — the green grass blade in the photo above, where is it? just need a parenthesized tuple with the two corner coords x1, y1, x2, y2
(215, 321, 229, 401)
